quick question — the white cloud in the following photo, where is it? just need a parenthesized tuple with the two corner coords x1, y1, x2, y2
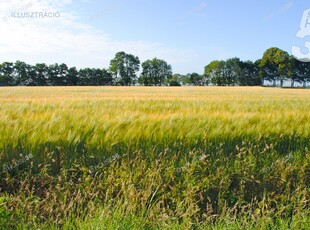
(0, 0, 192, 72)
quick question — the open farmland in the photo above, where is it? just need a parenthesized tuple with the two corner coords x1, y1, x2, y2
(0, 87, 309, 229)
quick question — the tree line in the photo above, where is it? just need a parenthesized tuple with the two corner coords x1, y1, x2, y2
(0, 48, 309, 87)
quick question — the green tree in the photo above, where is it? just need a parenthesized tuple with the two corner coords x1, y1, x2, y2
(260, 47, 291, 87)
(14, 61, 31, 85)
(204, 60, 225, 86)
(291, 58, 310, 87)
(140, 58, 172, 86)
(35, 63, 48, 86)
(67, 67, 79, 86)
(97, 68, 113, 86)
(48, 64, 58, 86)
(77, 68, 112, 86)
(58, 63, 69, 86)
(78, 68, 93, 86)
(0, 62, 15, 86)
(223, 58, 241, 86)
(47, 63, 68, 86)
(110, 51, 140, 86)
(180, 74, 191, 85)
(238, 60, 261, 86)
(93, 68, 113, 86)
(187, 72, 203, 86)
(170, 73, 184, 86)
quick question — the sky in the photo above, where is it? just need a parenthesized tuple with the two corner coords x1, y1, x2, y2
(0, 0, 309, 74)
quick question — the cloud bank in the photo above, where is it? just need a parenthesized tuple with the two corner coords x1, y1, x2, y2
(0, 0, 193, 72)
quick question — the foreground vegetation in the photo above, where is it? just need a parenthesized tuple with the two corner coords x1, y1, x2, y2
(0, 87, 309, 229)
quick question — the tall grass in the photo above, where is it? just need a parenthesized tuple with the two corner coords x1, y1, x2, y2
(0, 87, 309, 229)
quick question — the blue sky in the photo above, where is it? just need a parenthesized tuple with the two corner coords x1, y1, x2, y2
(0, 0, 309, 74)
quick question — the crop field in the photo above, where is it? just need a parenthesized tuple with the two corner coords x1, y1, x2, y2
(0, 86, 309, 229)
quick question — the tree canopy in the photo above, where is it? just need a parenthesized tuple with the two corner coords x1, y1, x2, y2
(140, 58, 172, 86)
(109, 51, 140, 86)
(0, 48, 309, 87)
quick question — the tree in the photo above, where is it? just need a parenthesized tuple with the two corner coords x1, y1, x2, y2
(140, 58, 172, 86)
(58, 63, 69, 86)
(204, 60, 225, 86)
(205, 59, 243, 86)
(35, 63, 48, 86)
(259, 47, 291, 87)
(170, 73, 184, 86)
(109, 51, 140, 86)
(180, 74, 191, 85)
(48, 64, 59, 86)
(67, 67, 79, 86)
(169, 80, 181, 86)
(47, 63, 68, 86)
(14, 61, 31, 86)
(291, 58, 310, 87)
(78, 68, 94, 86)
(223, 58, 241, 86)
(96, 68, 113, 86)
(187, 72, 203, 86)
(0, 62, 15, 86)
(238, 60, 261, 86)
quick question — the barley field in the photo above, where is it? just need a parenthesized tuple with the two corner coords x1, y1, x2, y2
(0, 87, 309, 229)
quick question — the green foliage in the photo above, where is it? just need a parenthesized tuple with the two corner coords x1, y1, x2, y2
(35, 63, 49, 86)
(0, 62, 15, 86)
(260, 47, 291, 87)
(78, 68, 112, 86)
(238, 60, 262, 86)
(291, 58, 310, 87)
(0, 47, 309, 87)
(204, 59, 261, 86)
(0, 196, 17, 229)
(109, 51, 140, 86)
(187, 72, 204, 86)
(140, 58, 172, 86)
(169, 80, 181, 86)
(204, 60, 225, 86)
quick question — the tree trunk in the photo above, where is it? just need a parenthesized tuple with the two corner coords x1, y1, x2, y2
(280, 79, 283, 88)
